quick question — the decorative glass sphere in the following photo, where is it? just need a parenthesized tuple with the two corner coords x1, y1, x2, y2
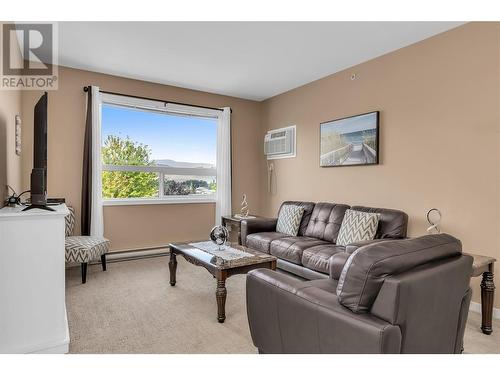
(210, 225, 229, 247)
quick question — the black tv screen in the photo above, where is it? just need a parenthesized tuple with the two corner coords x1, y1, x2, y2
(34, 92, 48, 171)
(26, 92, 49, 209)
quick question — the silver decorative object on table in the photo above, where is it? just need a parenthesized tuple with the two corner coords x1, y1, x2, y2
(234, 193, 251, 219)
(426, 208, 442, 234)
(210, 225, 229, 249)
(240, 193, 249, 217)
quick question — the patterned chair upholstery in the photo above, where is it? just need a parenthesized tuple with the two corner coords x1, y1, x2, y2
(65, 206, 110, 283)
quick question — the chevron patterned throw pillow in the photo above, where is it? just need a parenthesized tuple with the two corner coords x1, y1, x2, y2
(276, 205, 305, 236)
(336, 209, 380, 246)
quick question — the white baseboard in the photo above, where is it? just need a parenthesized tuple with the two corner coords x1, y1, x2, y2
(469, 301, 500, 320)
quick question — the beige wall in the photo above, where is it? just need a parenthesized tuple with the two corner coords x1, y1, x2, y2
(21, 66, 262, 250)
(260, 22, 500, 308)
(0, 21, 23, 204)
(0, 89, 22, 204)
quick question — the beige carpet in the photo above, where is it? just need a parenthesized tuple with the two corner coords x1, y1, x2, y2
(65, 256, 499, 354)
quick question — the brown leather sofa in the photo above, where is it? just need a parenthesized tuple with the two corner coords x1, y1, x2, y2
(241, 201, 409, 279)
(246, 234, 473, 354)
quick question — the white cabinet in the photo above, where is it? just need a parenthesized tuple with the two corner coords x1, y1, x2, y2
(0, 204, 69, 353)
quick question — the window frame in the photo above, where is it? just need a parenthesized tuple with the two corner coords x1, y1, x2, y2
(100, 93, 219, 206)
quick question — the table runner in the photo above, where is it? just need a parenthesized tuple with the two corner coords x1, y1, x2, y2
(189, 241, 254, 261)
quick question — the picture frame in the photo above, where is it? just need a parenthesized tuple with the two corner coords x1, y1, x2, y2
(15, 114, 21, 156)
(320, 111, 379, 167)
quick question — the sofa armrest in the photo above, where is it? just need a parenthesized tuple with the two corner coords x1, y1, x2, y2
(240, 217, 277, 246)
(329, 240, 399, 279)
(329, 252, 351, 280)
(328, 240, 396, 280)
(246, 269, 401, 354)
(345, 238, 397, 254)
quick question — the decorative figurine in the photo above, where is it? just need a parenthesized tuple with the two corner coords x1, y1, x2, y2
(240, 193, 249, 217)
(426, 208, 442, 234)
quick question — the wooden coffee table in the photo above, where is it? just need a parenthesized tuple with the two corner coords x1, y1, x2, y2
(168, 241, 277, 323)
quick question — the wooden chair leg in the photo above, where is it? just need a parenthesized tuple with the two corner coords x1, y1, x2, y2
(81, 262, 88, 284)
(101, 254, 107, 272)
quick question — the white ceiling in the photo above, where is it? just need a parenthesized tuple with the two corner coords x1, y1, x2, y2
(50, 22, 464, 101)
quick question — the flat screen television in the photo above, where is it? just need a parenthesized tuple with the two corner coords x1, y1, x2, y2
(23, 92, 54, 211)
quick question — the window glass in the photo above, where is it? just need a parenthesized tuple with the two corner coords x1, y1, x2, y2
(101, 104, 217, 200)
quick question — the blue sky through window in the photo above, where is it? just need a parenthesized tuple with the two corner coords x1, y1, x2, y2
(321, 112, 377, 135)
(101, 104, 217, 165)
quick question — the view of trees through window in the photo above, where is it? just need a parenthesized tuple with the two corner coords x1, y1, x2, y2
(101, 104, 217, 199)
(102, 135, 158, 198)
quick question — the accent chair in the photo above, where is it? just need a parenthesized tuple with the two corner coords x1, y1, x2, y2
(64, 206, 110, 283)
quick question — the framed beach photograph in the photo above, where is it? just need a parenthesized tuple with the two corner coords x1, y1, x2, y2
(320, 111, 379, 167)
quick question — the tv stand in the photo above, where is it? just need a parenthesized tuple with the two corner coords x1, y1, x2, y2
(0, 204, 70, 353)
(22, 204, 56, 212)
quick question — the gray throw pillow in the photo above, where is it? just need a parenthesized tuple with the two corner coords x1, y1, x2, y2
(276, 205, 305, 236)
(336, 209, 380, 246)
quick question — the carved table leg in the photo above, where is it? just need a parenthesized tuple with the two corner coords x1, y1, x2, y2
(216, 278, 227, 323)
(480, 271, 495, 335)
(169, 250, 177, 286)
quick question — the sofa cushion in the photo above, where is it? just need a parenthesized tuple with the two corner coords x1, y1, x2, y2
(278, 201, 315, 236)
(270, 236, 329, 265)
(304, 202, 350, 243)
(351, 206, 408, 239)
(246, 232, 291, 254)
(336, 234, 462, 313)
(301, 244, 345, 274)
(336, 209, 380, 246)
(276, 204, 305, 236)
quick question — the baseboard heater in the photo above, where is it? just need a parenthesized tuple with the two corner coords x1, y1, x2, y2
(89, 245, 170, 266)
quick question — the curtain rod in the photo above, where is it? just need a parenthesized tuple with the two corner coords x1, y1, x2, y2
(83, 86, 231, 113)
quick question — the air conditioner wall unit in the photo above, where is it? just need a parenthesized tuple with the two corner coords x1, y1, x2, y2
(264, 125, 296, 160)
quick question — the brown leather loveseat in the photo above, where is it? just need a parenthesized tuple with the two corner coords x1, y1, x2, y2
(241, 201, 409, 279)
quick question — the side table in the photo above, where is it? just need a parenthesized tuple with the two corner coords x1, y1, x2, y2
(221, 215, 260, 245)
(465, 252, 496, 335)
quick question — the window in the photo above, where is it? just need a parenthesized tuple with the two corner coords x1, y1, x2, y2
(100, 93, 218, 205)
